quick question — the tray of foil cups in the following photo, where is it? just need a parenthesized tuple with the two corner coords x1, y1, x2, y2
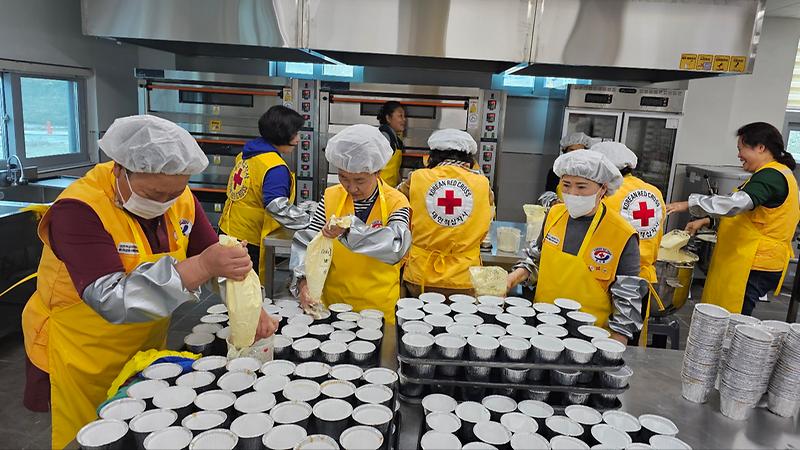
(394, 297, 630, 410)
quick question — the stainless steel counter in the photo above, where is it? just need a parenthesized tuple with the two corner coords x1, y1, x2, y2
(381, 323, 800, 449)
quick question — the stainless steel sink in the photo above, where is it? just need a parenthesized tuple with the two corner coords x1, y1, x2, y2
(0, 184, 64, 203)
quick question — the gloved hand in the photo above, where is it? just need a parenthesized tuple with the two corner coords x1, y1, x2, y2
(299, 200, 318, 215)
(199, 241, 252, 281)
(537, 191, 559, 208)
(255, 309, 279, 340)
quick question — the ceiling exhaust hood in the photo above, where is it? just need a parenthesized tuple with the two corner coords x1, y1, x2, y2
(81, 0, 764, 82)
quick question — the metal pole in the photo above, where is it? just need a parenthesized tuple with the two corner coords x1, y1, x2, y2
(788, 258, 800, 323)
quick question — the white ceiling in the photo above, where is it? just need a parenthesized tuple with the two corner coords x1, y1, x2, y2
(765, 0, 800, 18)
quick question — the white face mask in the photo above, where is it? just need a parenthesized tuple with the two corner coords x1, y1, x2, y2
(563, 192, 600, 219)
(116, 170, 177, 219)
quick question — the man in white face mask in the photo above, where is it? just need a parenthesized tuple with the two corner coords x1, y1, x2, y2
(22, 115, 278, 448)
(507, 150, 647, 345)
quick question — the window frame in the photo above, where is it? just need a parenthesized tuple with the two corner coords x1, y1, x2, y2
(2, 71, 90, 170)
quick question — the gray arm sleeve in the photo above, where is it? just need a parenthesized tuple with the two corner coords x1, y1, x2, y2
(512, 240, 541, 286)
(81, 256, 198, 324)
(688, 191, 754, 218)
(266, 197, 313, 230)
(607, 236, 646, 339)
(338, 216, 412, 265)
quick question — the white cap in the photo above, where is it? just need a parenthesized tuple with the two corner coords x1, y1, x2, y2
(428, 129, 478, 155)
(559, 132, 594, 150)
(591, 141, 638, 170)
(553, 150, 623, 195)
(99, 115, 208, 175)
(325, 124, 392, 173)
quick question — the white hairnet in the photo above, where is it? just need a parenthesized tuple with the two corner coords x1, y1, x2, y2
(553, 150, 623, 195)
(559, 132, 594, 150)
(428, 129, 478, 155)
(99, 115, 208, 175)
(325, 124, 392, 173)
(591, 141, 638, 170)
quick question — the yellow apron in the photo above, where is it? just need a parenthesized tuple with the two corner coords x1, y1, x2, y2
(535, 203, 635, 331)
(380, 149, 403, 188)
(701, 162, 800, 313)
(403, 165, 492, 291)
(21, 162, 195, 448)
(219, 152, 295, 284)
(322, 181, 407, 323)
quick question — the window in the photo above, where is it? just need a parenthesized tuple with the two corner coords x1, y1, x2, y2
(789, 40, 800, 110)
(787, 129, 800, 161)
(2, 72, 88, 169)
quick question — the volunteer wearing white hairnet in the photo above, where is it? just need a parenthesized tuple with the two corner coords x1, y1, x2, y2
(398, 129, 493, 297)
(541, 132, 601, 206)
(592, 142, 665, 346)
(290, 124, 412, 320)
(21, 115, 278, 448)
(507, 150, 647, 344)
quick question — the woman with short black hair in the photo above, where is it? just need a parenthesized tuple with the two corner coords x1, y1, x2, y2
(377, 101, 406, 187)
(667, 122, 800, 316)
(219, 105, 312, 284)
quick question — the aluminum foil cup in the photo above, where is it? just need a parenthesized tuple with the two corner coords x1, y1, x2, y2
(537, 324, 569, 338)
(330, 364, 364, 385)
(530, 335, 565, 363)
(320, 340, 348, 365)
(402, 332, 435, 357)
(553, 369, 581, 386)
(499, 336, 531, 362)
(578, 371, 594, 384)
(527, 368, 546, 382)
(99, 398, 146, 422)
(289, 314, 314, 327)
(397, 298, 424, 310)
(261, 360, 296, 377)
(143, 426, 193, 450)
(295, 434, 340, 450)
(356, 383, 394, 408)
(544, 415, 584, 439)
(591, 423, 632, 448)
(273, 335, 293, 359)
(638, 414, 679, 440)
(295, 361, 332, 383)
(153, 386, 197, 421)
(143, 362, 183, 385)
(532, 302, 561, 315)
(396, 308, 425, 325)
(602, 410, 641, 435)
(352, 403, 394, 434)
(477, 305, 504, 324)
(206, 303, 228, 315)
(468, 334, 500, 361)
(217, 369, 257, 394)
(524, 389, 550, 402)
(356, 328, 383, 347)
(511, 432, 549, 450)
(597, 393, 619, 408)
(270, 401, 313, 428)
(320, 380, 357, 404)
(340, 426, 384, 450)
(506, 324, 538, 339)
(538, 313, 567, 326)
(423, 303, 452, 316)
(501, 412, 538, 436)
(435, 333, 467, 376)
(201, 313, 228, 325)
(649, 435, 692, 450)
(681, 378, 713, 404)
(551, 435, 590, 450)
(599, 365, 633, 388)
(360, 309, 385, 320)
(176, 371, 216, 394)
(565, 405, 602, 430)
(194, 390, 236, 419)
(312, 398, 353, 441)
(502, 367, 529, 383)
(451, 302, 479, 315)
(425, 314, 456, 335)
(189, 428, 238, 450)
(230, 413, 274, 450)
(578, 325, 611, 340)
(227, 357, 262, 372)
(192, 322, 223, 336)
(184, 332, 216, 355)
(348, 340, 377, 365)
(473, 421, 512, 447)
(507, 306, 537, 325)
(309, 323, 336, 340)
(182, 410, 227, 434)
(554, 298, 582, 315)
(450, 294, 477, 304)
(420, 292, 447, 304)
(505, 296, 532, 307)
(454, 313, 485, 326)
(563, 338, 597, 365)
(332, 320, 359, 331)
(130, 409, 178, 449)
(426, 411, 462, 434)
(477, 323, 507, 338)
(292, 337, 321, 361)
(357, 317, 384, 331)
(421, 431, 462, 450)
(592, 338, 626, 364)
(455, 401, 491, 443)
(566, 391, 590, 405)
(215, 326, 231, 355)
(329, 303, 354, 314)
(235, 391, 277, 415)
(283, 379, 321, 404)
(496, 313, 526, 327)
(77, 419, 129, 450)
(329, 330, 357, 344)
(262, 424, 307, 450)
(338, 311, 362, 323)
(719, 394, 754, 421)
(447, 323, 478, 339)
(482, 395, 517, 422)
(422, 393, 458, 415)
(401, 320, 433, 335)
(767, 392, 800, 417)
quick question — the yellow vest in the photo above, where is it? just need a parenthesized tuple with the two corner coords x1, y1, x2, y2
(535, 203, 636, 330)
(322, 181, 409, 323)
(21, 161, 195, 448)
(602, 175, 665, 283)
(380, 149, 403, 188)
(403, 165, 492, 290)
(702, 161, 800, 312)
(218, 151, 295, 283)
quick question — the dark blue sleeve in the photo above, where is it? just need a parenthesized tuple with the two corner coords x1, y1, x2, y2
(262, 165, 292, 206)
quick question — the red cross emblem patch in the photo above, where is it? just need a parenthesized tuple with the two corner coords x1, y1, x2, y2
(620, 189, 663, 239)
(425, 178, 474, 227)
(228, 160, 250, 201)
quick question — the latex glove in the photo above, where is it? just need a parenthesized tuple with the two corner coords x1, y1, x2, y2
(537, 191, 559, 208)
(299, 200, 318, 214)
(665, 201, 689, 215)
(297, 279, 315, 309)
(255, 309, 279, 340)
(199, 241, 252, 281)
(506, 268, 530, 293)
(685, 217, 711, 236)
(322, 222, 347, 239)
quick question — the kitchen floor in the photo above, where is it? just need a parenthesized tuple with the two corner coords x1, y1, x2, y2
(0, 268, 794, 449)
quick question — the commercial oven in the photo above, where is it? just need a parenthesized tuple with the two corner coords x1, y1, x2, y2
(136, 69, 321, 226)
(317, 83, 506, 193)
(563, 85, 685, 196)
